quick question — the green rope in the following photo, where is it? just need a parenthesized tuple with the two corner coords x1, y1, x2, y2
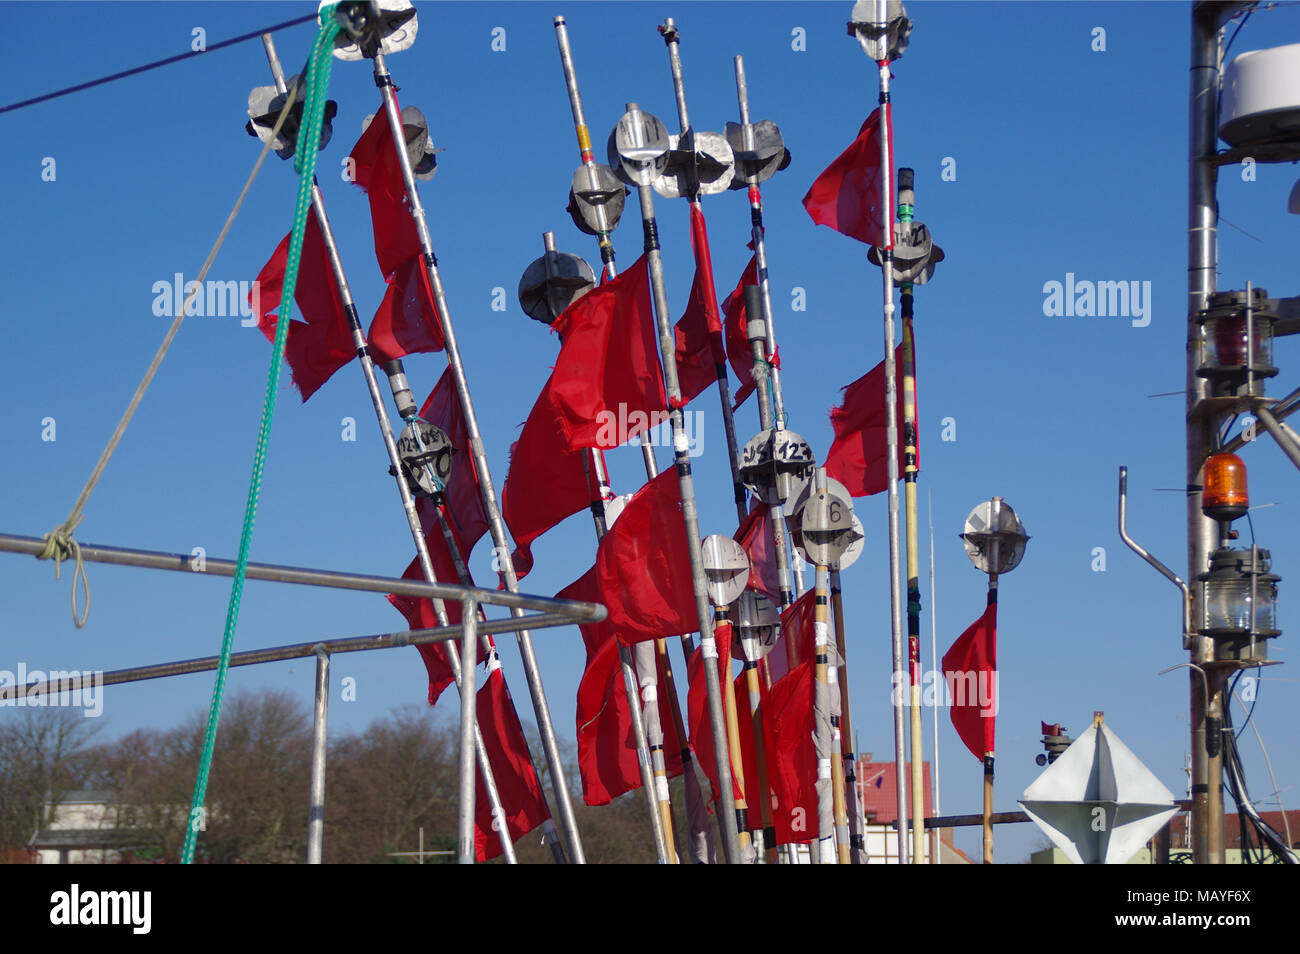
(181, 7, 340, 865)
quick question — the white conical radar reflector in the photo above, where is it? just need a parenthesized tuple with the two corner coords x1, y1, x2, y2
(1018, 721, 1177, 864)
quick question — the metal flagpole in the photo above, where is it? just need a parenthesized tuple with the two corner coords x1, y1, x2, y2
(362, 45, 585, 863)
(852, 0, 910, 863)
(524, 233, 672, 863)
(928, 490, 942, 863)
(612, 101, 742, 863)
(829, 567, 865, 862)
(551, 17, 716, 861)
(730, 55, 804, 607)
(983, 501, 1000, 866)
(657, 17, 772, 860)
(657, 18, 747, 528)
(307, 644, 329, 864)
(252, 33, 521, 864)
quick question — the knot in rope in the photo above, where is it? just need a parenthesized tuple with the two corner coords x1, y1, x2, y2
(37, 517, 90, 628)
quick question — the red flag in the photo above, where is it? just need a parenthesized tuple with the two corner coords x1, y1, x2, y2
(686, 621, 744, 806)
(474, 666, 551, 861)
(348, 100, 420, 278)
(368, 255, 444, 364)
(388, 555, 485, 707)
(721, 256, 759, 408)
(549, 256, 667, 451)
(563, 568, 682, 806)
(942, 598, 998, 760)
(802, 109, 888, 247)
(763, 660, 818, 845)
(594, 470, 698, 645)
(419, 368, 489, 560)
(735, 503, 780, 607)
(766, 590, 817, 682)
(251, 215, 355, 401)
(824, 346, 916, 498)
(673, 205, 727, 405)
(501, 381, 594, 579)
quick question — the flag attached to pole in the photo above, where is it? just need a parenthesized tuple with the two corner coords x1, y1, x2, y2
(501, 381, 594, 579)
(802, 108, 888, 247)
(548, 255, 666, 451)
(824, 346, 916, 498)
(388, 555, 484, 707)
(561, 567, 684, 806)
(474, 663, 552, 862)
(763, 659, 817, 845)
(720, 256, 760, 409)
(251, 215, 355, 401)
(673, 205, 729, 406)
(735, 503, 780, 607)
(368, 256, 445, 364)
(686, 620, 744, 807)
(419, 368, 489, 559)
(942, 597, 998, 760)
(348, 100, 421, 277)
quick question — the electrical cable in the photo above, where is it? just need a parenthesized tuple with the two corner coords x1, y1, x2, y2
(0, 13, 317, 116)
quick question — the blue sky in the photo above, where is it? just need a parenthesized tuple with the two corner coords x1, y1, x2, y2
(2, 0, 1299, 863)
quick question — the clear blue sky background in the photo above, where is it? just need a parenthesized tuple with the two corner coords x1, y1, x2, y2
(2, 0, 1298, 864)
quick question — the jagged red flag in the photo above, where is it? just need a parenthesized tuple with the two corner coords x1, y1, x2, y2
(687, 620, 744, 806)
(673, 205, 728, 405)
(388, 555, 485, 707)
(721, 256, 760, 408)
(942, 597, 998, 760)
(767, 589, 817, 682)
(824, 346, 915, 498)
(419, 368, 489, 560)
(348, 99, 420, 278)
(368, 255, 444, 364)
(735, 503, 780, 607)
(594, 470, 698, 645)
(251, 215, 355, 401)
(549, 256, 667, 450)
(802, 108, 888, 247)
(474, 666, 551, 861)
(763, 659, 817, 845)
(562, 567, 682, 806)
(501, 380, 594, 579)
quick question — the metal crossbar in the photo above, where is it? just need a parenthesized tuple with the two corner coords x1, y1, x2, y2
(0, 531, 603, 864)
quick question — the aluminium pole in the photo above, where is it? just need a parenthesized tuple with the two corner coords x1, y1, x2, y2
(369, 51, 584, 863)
(830, 567, 865, 862)
(255, 34, 522, 864)
(540, 232, 672, 863)
(870, 0, 910, 863)
(552, 17, 715, 860)
(1188, 3, 1232, 865)
(928, 490, 942, 863)
(619, 101, 742, 863)
(307, 644, 329, 864)
(456, 597, 479, 864)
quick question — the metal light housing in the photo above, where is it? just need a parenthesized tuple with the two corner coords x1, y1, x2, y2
(1198, 547, 1281, 663)
(1195, 288, 1277, 397)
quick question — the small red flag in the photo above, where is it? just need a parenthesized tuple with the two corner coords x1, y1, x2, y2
(593, 470, 698, 646)
(501, 380, 594, 579)
(763, 660, 818, 845)
(767, 589, 817, 681)
(941, 597, 998, 760)
(720, 256, 759, 408)
(549, 256, 667, 451)
(419, 368, 489, 560)
(673, 205, 728, 405)
(474, 666, 551, 862)
(251, 215, 355, 401)
(735, 503, 781, 607)
(368, 255, 444, 364)
(686, 621, 744, 806)
(348, 100, 421, 278)
(824, 346, 915, 498)
(802, 109, 888, 247)
(562, 567, 683, 806)
(388, 555, 484, 707)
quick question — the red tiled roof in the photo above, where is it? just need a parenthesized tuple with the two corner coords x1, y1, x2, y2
(857, 759, 933, 825)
